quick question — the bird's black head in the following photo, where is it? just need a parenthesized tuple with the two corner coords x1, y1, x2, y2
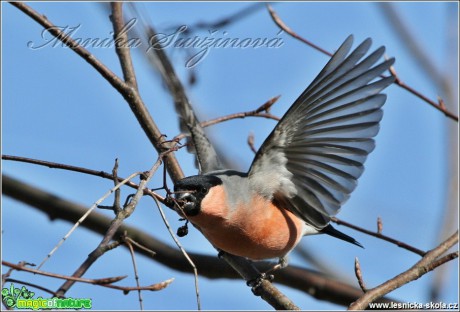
(174, 174, 223, 216)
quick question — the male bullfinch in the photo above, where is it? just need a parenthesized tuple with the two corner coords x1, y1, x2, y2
(174, 35, 395, 267)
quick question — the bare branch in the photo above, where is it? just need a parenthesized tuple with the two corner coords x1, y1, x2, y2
(378, 3, 449, 94)
(9, 1, 184, 181)
(122, 235, 157, 258)
(3, 174, 399, 307)
(2, 279, 56, 297)
(388, 64, 457, 121)
(111, 2, 138, 89)
(377, 217, 383, 234)
(266, 4, 458, 122)
(122, 233, 144, 309)
(164, 3, 266, 34)
(354, 258, 367, 293)
(148, 192, 201, 310)
(349, 231, 459, 310)
(54, 150, 171, 297)
(247, 132, 258, 154)
(173, 96, 282, 143)
(200, 96, 281, 128)
(425, 251, 459, 272)
(267, 5, 332, 56)
(139, 7, 222, 174)
(36, 170, 142, 270)
(332, 217, 426, 256)
(2, 260, 173, 293)
(110, 159, 122, 214)
(218, 252, 300, 310)
(107, 279, 174, 292)
(1, 155, 141, 187)
(3, 261, 126, 285)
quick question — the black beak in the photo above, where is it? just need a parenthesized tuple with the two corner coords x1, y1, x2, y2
(175, 192, 200, 216)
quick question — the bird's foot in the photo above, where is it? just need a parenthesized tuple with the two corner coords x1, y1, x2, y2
(264, 256, 288, 275)
(246, 273, 274, 295)
(217, 249, 225, 259)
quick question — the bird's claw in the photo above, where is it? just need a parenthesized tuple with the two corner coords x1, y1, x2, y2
(217, 250, 225, 259)
(246, 273, 274, 295)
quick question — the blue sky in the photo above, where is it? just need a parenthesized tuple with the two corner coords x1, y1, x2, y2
(2, 2, 458, 310)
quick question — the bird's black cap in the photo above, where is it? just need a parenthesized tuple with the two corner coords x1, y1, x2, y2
(174, 174, 223, 193)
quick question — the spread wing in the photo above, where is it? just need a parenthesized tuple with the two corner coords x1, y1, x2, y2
(248, 35, 395, 229)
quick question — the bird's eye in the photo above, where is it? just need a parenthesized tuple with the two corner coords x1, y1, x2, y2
(200, 187, 208, 194)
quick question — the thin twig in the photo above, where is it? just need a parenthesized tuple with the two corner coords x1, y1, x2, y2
(123, 236, 157, 258)
(332, 217, 426, 256)
(255, 95, 280, 113)
(267, 5, 332, 56)
(105, 279, 174, 292)
(1, 155, 141, 188)
(200, 96, 281, 128)
(377, 217, 383, 234)
(266, 4, 458, 122)
(173, 95, 282, 142)
(378, 3, 450, 95)
(247, 132, 257, 154)
(3, 261, 126, 285)
(0, 155, 174, 210)
(424, 251, 459, 273)
(111, 159, 122, 214)
(122, 232, 144, 309)
(354, 258, 367, 293)
(387, 65, 458, 121)
(2, 278, 57, 296)
(148, 191, 201, 310)
(1, 262, 16, 288)
(54, 149, 171, 297)
(349, 231, 459, 310)
(2, 260, 173, 293)
(164, 3, 266, 34)
(36, 171, 142, 270)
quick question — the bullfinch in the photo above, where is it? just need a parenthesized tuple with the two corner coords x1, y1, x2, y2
(174, 35, 395, 268)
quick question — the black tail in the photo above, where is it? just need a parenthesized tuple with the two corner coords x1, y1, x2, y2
(321, 224, 363, 248)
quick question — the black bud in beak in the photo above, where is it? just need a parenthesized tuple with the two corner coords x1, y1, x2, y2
(176, 192, 200, 216)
